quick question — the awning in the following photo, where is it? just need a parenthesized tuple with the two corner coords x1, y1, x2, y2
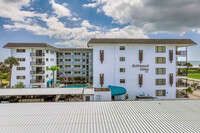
(108, 85, 127, 96)
(47, 81, 51, 84)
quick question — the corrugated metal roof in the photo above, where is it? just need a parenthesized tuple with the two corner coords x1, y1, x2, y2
(88, 38, 197, 47)
(0, 88, 84, 96)
(0, 100, 200, 132)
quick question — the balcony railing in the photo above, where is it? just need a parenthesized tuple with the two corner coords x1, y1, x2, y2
(176, 61, 187, 66)
(30, 79, 45, 83)
(30, 70, 45, 74)
(30, 62, 45, 65)
(176, 51, 187, 56)
(176, 81, 188, 87)
(30, 53, 45, 56)
(176, 72, 187, 77)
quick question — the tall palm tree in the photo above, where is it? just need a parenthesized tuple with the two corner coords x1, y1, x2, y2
(4, 56, 19, 87)
(47, 66, 60, 87)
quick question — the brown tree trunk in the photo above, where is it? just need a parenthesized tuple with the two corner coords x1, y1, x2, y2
(0, 77, 2, 88)
(9, 67, 12, 88)
(53, 71, 54, 88)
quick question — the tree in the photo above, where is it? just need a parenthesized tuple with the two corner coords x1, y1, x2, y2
(184, 62, 193, 67)
(0, 62, 9, 73)
(0, 72, 9, 88)
(14, 81, 25, 88)
(4, 57, 19, 87)
(47, 66, 60, 87)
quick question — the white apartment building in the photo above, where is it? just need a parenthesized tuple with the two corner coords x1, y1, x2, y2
(57, 48, 93, 83)
(3, 43, 57, 88)
(3, 43, 93, 88)
(88, 38, 196, 100)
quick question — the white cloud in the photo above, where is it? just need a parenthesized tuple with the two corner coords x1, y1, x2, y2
(2, 0, 147, 48)
(81, 20, 100, 29)
(0, 0, 47, 22)
(50, 0, 71, 18)
(84, 0, 200, 33)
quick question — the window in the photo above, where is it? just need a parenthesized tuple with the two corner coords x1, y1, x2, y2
(120, 46, 125, 50)
(60, 53, 63, 55)
(120, 79, 125, 83)
(120, 68, 125, 72)
(156, 68, 166, 74)
(83, 59, 85, 62)
(17, 58, 25, 61)
(65, 59, 71, 61)
(16, 76, 25, 79)
(46, 50, 49, 53)
(16, 67, 25, 70)
(65, 71, 71, 74)
(83, 65, 85, 68)
(75, 65, 81, 68)
(75, 52, 80, 55)
(65, 65, 71, 68)
(120, 57, 125, 61)
(60, 59, 63, 62)
(16, 49, 25, 52)
(75, 71, 81, 74)
(46, 66, 49, 70)
(46, 74, 48, 78)
(75, 59, 80, 61)
(60, 65, 63, 68)
(156, 57, 166, 64)
(51, 58, 54, 61)
(82, 53, 85, 56)
(156, 79, 166, 85)
(51, 51, 54, 54)
(46, 58, 48, 61)
(156, 90, 166, 96)
(65, 52, 71, 55)
(155, 46, 166, 53)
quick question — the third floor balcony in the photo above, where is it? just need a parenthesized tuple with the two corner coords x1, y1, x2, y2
(30, 52, 45, 57)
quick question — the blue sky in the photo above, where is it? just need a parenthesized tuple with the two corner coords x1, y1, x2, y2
(0, 0, 200, 61)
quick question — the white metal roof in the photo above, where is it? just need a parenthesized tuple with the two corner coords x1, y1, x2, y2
(0, 88, 84, 96)
(0, 100, 200, 132)
(83, 88, 94, 95)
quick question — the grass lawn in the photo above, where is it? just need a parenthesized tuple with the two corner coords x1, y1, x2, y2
(187, 75, 200, 79)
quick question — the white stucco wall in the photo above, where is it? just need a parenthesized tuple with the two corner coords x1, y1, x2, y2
(92, 44, 177, 100)
(94, 91, 111, 101)
(10, 48, 57, 88)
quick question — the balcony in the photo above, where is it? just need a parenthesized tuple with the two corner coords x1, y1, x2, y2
(176, 51, 187, 56)
(30, 62, 45, 65)
(74, 55, 82, 58)
(30, 70, 45, 74)
(176, 79, 188, 87)
(30, 53, 45, 57)
(30, 79, 45, 83)
(176, 61, 187, 66)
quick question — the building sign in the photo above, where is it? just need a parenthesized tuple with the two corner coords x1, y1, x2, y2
(132, 64, 149, 73)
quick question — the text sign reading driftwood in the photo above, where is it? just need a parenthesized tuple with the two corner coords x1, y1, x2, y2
(132, 64, 149, 73)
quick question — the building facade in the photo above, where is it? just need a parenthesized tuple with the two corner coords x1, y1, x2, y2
(57, 48, 93, 83)
(88, 38, 196, 100)
(3, 43, 57, 88)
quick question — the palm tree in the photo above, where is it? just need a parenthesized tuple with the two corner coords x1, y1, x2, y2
(47, 66, 60, 87)
(4, 56, 19, 87)
(0, 72, 9, 88)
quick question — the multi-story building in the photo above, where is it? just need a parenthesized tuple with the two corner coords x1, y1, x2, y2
(57, 48, 93, 83)
(3, 43, 58, 88)
(88, 38, 196, 100)
(3, 43, 93, 88)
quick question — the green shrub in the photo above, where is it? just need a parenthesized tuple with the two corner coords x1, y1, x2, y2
(187, 87, 193, 93)
(14, 81, 25, 88)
